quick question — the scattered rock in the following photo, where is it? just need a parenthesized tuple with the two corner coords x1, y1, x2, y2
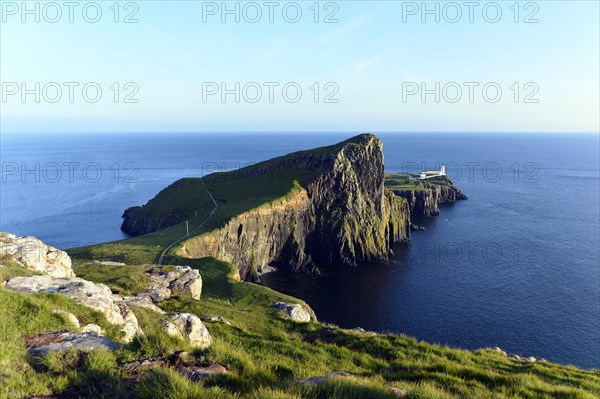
(81, 324, 104, 335)
(387, 386, 409, 397)
(347, 327, 377, 336)
(294, 372, 351, 386)
(0, 232, 74, 278)
(172, 350, 196, 366)
(178, 363, 228, 382)
(164, 313, 212, 349)
(5, 275, 142, 343)
(201, 315, 231, 325)
(494, 347, 507, 356)
(146, 266, 202, 302)
(94, 260, 126, 266)
(120, 359, 166, 381)
(124, 295, 165, 314)
(271, 302, 311, 323)
(513, 355, 521, 360)
(52, 309, 80, 329)
(161, 320, 184, 340)
(410, 224, 425, 231)
(119, 352, 226, 383)
(169, 267, 202, 299)
(148, 284, 172, 303)
(26, 332, 120, 364)
(526, 356, 537, 363)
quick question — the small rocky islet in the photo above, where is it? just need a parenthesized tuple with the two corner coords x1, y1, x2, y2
(1, 134, 598, 399)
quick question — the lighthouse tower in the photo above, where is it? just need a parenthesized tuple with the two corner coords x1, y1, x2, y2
(440, 164, 446, 176)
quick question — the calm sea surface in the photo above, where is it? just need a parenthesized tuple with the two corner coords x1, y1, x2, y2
(1, 132, 598, 368)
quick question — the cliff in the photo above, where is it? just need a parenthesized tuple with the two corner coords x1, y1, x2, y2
(385, 174, 467, 218)
(179, 134, 411, 280)
(122, 134, 411, 280)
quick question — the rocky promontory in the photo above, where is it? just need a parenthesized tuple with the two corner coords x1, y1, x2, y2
(119, 134, 467, 281)
(177, 134, 411, 279)
(385, 174, 467, 218)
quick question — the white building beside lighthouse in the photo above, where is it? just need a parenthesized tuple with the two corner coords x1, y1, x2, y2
(419, 164, 446, 180)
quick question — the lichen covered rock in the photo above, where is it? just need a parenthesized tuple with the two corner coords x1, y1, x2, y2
(5, 275, 142, 342)
(0, 232, 74, 278)
(26, 332, 121, 364)
(146, 266, 202, 301)
(271, 302, 312, 323)
(163, 313, 212, 349)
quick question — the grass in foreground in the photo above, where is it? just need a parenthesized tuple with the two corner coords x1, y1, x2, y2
(2, 256, 598, 399)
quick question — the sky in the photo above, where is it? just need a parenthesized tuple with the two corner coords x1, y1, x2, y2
(1, 0, 599, 133)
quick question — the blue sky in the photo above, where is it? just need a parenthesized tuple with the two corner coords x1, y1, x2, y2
(1, 0, 599, 133)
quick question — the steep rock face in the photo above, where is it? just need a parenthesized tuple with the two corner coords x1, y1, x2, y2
(178, 134, 411, 279)
(121, 206, 183, 237)
(303, 140, 410, 266)
(179, 190, 313, 279)
(392, 177, 467, 218)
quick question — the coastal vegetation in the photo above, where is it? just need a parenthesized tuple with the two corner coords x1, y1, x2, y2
(1, 256, 599, 398)
(1, 135, 598, 398)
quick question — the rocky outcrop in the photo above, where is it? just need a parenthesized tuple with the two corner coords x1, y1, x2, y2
(391, 176, 467, 218)
(120, 352, 227, 382)
(163, 313, 212, 349)
(123, 295, 165, 314)
(26, 332, 121, 364)
(177, 134, 411, 280)
(271, 302, 312, 323)
(179, 364, 228, 382)
(146, 266, 202, 302)
(0, 232, 74, 278)
(5, 275, 142, 342)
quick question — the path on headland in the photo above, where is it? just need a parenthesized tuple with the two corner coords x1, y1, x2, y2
(157, 178, 218, 266)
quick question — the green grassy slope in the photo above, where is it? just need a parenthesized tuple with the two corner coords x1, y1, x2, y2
(2, 257, 598, 398)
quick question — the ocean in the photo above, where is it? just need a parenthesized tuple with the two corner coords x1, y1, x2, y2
(1, 132, 598, 368)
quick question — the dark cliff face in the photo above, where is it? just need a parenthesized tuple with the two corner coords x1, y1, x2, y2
(177, 134, 411, 280)
(302, 137, 409, 267)
(392, 177, 467, 218)
(121, 207, 182, 236)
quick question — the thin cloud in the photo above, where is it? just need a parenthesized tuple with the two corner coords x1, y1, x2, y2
(317, 14, 372, 45)
(337, 55, 382, 77)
